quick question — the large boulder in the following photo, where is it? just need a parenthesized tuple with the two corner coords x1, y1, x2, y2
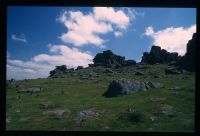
(178, 33, 196, 72)
(141, 46, 181, 64)
(103, 79, 162, 97)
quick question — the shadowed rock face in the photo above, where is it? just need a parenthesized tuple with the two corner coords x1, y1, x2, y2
(92, 50, 136, 68)
(178, 33, 196, 72)
(104, 79, 162, 97)
(49, 65, 75, 78)
(141, 46, 180, 64)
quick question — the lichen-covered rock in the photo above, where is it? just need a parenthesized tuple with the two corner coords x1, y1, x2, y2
(77, 110, 99, 121)
(104, 79, 163, 97)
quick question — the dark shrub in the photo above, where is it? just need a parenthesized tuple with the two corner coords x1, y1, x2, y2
(56, 65, 67, 72)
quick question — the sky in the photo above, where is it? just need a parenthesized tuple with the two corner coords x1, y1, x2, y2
(7, 7, 196, 80)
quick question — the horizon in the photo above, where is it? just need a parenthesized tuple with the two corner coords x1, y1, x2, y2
(7, 7, 196, 80)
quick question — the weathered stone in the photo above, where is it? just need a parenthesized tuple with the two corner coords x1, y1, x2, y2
(42, 109, 68, 119)
(104, 79, 163, 97)
(104, 79, 146, 97)
(39, 101, 52, 109)
(161, 104, 174, 117)
(77, 110, 99, 121)
(141, 45, 181, 64)
(18, 87, 43, 93)
(144, 82, 162, 89)
(6, 117, 11, 123)
(168, 86, 181, 90)
(93, 50, 136, 68)
(127, 108, 136, 113)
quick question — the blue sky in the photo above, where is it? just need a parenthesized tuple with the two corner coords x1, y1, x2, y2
(7, 7, 196, 80)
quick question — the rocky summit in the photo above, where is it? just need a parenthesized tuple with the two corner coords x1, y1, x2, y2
(178, 33, 196, 72)
(91, 50, 136, 68)
(141, 46, 181, 64)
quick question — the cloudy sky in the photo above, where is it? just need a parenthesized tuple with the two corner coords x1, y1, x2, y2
(7, 7, 196, 80)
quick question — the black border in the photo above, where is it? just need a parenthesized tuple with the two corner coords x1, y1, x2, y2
(0, 0, 199, 136)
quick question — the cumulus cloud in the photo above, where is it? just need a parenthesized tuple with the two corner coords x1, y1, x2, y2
(57, 7, 133, 47)
(7, 44, 94, 80)
(11, 34, 27, 43)
(94, 7, 130, 29)
(33, 44, 93, 67)
(114, 31, 123, 37)
(144, 24, 196, 56)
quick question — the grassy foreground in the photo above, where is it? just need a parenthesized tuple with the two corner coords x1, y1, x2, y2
(6, 64, 195, 131)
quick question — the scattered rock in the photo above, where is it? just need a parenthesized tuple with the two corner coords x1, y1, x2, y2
(150, 97, 166, 102)
(52, 110, 66, 119)
(161, 104, 174, 117)
(144, 81, 163, 89)
(39, 101, 52, 109)
(15, 109, 21, 113)
(42, 109, 69, 119)
(150, 116, 156, 121)
(127, 108, 136, 113)
(135, 71, 144, 76)
(77, 110, 99, 121)
(6, 117, 11, 123)
(17, 87, 43, 93)
(168, 86, 181, 90)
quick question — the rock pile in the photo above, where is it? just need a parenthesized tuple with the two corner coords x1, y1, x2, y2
(141, 46, 181, 64)
(91, 50, 136, 68)
(49, 65, 75, 78)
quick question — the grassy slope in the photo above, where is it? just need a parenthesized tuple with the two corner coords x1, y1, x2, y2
(6, 64, 195, 131)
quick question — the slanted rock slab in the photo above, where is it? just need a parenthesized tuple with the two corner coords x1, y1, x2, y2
(77, 110, 99, 121)
(18, 87, 43, 93)
(104, 79, 162, 97)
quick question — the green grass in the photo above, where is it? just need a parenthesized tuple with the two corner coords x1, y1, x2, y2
(6, 64, 195, 131)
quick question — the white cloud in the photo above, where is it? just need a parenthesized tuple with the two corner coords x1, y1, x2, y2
(114, 31, 123, 37)
(33, 44, 93, 67)
(7, 44, 94, 80)
(144, 24, 196, 56)
(11, 34, 27, 43)
(94, 7, 130, 29)
(57, 7, 133, 47)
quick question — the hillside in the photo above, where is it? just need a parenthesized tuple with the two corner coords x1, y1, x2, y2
(6, 63, 195, 131)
